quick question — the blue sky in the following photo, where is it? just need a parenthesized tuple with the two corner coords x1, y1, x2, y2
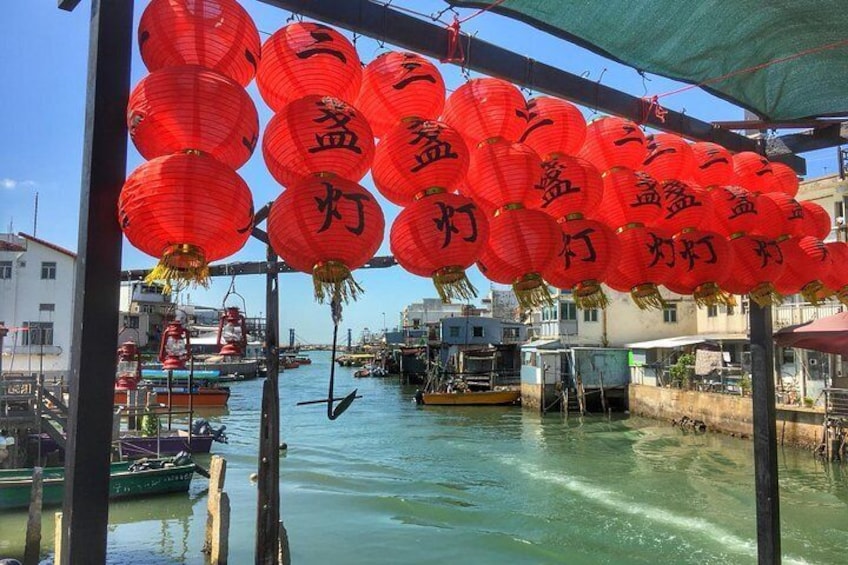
(1, 1, 839, 344)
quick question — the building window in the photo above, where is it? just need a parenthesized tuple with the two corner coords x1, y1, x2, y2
(560, 302, 577, 321)
(22, 322, 54, 346)
(39, 303, 55, 312)
(0, 261, 11, 279)
(503, 327, 520, 339)
(727, 304, 735, 316)
(411, 318, 421, 329)
(583, 308, 598, 322)
(123, 315, 140, 329)
(448, 326, 460, 338)
(663, 304, 677, 323)
(41, 261, 57, 280)
(707, 305, 718, 318)
(741, 299, 749, 315)
(472, 326, 484, 337)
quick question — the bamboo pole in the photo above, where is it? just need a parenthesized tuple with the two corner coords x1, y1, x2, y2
(24, 467, 43, 565)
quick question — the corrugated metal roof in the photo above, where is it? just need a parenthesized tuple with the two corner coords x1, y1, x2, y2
(625, 333, 749, 349)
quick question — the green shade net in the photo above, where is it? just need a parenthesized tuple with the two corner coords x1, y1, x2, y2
(448, 0, 848, 120)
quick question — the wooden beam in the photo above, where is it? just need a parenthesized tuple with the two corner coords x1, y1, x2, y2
(58, 0, 83, 12)
(769, 122, 848, 156)
(713, 119, 845, 130)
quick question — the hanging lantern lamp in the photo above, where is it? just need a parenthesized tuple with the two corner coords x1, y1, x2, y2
(800, 201, 832, 239)
(732, 152, 774, 193)
(641, 133, 697, 182)
(217, 306, 248, 357)
(525, 154, 603, 221)
(706, 185, 760, 237)
(775, 236, 833, 304)
(652, 179, 712, 234)
(824, 242, 848, 306)
(759, 192, 806, 238)
(441, 77, 526, 147)
(138, 0, 261, 87)
(577, 116, 647, 172)
(669, 229, 734, 306)
(605, 225, 675, 310)
(597, 168, 663, 229)
(722, 235, 786, 306)
(159, 318, 192, 371)
(691, 142, 736, 188)
(517, 96, 587, 159)
(766, 162, 800, 197)
(115, 341, 142, 391)
(462, 138, 542, 215)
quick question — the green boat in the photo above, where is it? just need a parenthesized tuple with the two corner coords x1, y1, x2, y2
(0, 455, 196, 511)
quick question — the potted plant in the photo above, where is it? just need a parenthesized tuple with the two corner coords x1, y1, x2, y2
(669, 353, 695, 389)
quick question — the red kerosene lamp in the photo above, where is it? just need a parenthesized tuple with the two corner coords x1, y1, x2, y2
(216, 306, 248, 357)
(159, 318, 191, 370)
(115, 341, 141, 391)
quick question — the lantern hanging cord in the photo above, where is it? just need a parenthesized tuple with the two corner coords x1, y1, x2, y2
(222, 274, 247, 314)
(651, 37, 848, 101)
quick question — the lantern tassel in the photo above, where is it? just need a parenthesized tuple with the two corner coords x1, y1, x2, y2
(573, 280, 609, 310)
(836, 287, 848, 307)
(313, 261, 364, 304)
(144, 244, 210, 294)
(433, 267, 478, 304)
(693, 282, 733, 308)
(512, 273, 554, 310)
(630, 284, 666, 311)
(749, 283, 783, 307)
(800, 280, 832, 306)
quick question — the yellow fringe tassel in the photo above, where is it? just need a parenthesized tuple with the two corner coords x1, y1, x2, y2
(312, 261, 364, 304)
(573, 280, 609, 309)
(630, 284, 666, 311)
(433, 267, 478, 304)
(512, 273, 554, 310)
(749, 283, 783, 307)
(144, 244, 210, 295)
(800, 280, 833, 306)
(693, 282, 733, 308)
(836, 287, 848, 307)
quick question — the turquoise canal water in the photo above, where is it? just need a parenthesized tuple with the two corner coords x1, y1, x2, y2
(2, 350, 847, 564)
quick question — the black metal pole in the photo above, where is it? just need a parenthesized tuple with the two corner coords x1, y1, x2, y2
(749, 302, 781, 564)
(61, 1, 134, 563)
(256, 243, 281, 563)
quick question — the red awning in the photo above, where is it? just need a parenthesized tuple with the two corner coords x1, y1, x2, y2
(773, 311, 848, 355)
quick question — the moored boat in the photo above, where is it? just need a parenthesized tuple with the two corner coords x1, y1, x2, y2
(115, 386, 230, 408)
(417, 390, 521, 406)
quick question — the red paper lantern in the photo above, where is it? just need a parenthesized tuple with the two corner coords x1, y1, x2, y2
(597, 168, 663, 229)
(824, 242, 848, 305)
(267, 176, 385, 303)
(138, 0, 261, 87)
(525, 155, 603, 220)
(263, 95, 375, 189)
(691, 142, 736, 188)
(119, 152, 253, 291)
(775, 236, 833, 304)
(759, 192, 806, 237)
(767, 162, 800, 197)
(605, 225, 675, 309)
(668, 229, 734, 305)
(463, 139, 542, 214)
(577, 116, 647, 172)
(652, 180, 712, 234)
(722, 235, 786, 306)
(732, 152, 774, 193)
(800, 201, 832, 239)
(641, 133, 696, 182)
(441, 78, 526, 147)
(747, 192, 786, 239)
(391, 193, 489, 302)
(476, 207, 560, 308)
(707, 185, 760, 237)
(517, 96, 587, 159)
(257, 22, 361, 112)
(371, 120, 469, 206)
(128, 66, 259, 170)
(542, 218, 618, 308)
(355, 51, 445, 139)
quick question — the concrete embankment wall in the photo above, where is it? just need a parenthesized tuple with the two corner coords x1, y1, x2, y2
(628, 384, 824, 449)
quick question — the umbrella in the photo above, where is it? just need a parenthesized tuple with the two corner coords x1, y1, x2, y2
(773, 311, 848, 356)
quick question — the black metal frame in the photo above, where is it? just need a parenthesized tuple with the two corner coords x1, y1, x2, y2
(58, 0, 848, 563)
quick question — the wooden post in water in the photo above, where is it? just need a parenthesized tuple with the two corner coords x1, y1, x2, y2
(24, 467, 43, 565)
(211, 492, 230, 564)
(278, 521, 291, 565)
(53, 512, 63, 565)
(598, 371, 608, 414)
(204, 455, 227, 554)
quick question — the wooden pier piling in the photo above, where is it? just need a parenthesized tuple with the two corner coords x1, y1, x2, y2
(23, 467, 43, 565)
(203, 456, 227, 554)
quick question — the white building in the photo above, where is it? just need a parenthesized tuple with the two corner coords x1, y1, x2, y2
(401, 298, 465, 329)
(0, 233, 76, 376)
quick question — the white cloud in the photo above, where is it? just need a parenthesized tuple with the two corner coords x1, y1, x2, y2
(1, 178, 37, 190)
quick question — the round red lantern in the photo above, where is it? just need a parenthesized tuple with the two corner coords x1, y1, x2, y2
(441, 78, 526, 147)
(525, 154, 603, 220)
(759, 192, 806, 238)
(267, 176, 385, 303)
(691, 142, 735, 188)
(542, 217, 618, 308)
(476, 207, 560, 308)
(263, 95, 375, 189)
(138, 0, 261, 87)
(800, 201, 832, 239)
(391, 193, 489, 302)
(824, 242, 848, 305)
(641, 133, 696, 182)
(119, 152, 254, 291)
(463, 139, 542, 214)
(732, 152, 774, 193)
(749, 192, 787, 239)
(723, 235, 786, 306)
(355, 51, 445, 139)
(707, 185, 759, 237)
(605, 225, 675, 309)
(774, 236, 833, 304)
(597, 168, 663, 229)
(371, 119, 469, 206)
(257, 22, 361, 112)
(766, 162, 799, 197)
(669, 229, 734, 306)
(128, 66, 259, 170)
(577, 116, 647, 172)
(517, 96, 587, 159)
(652, 180, 712, 234)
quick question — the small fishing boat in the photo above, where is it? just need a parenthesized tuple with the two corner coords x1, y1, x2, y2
(354, 367, 371, 378)
(114, 385, 230, 408)
(0, 453, 197, 510)
(417, 390, 521, 406)
(294, 355, 312, 365)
